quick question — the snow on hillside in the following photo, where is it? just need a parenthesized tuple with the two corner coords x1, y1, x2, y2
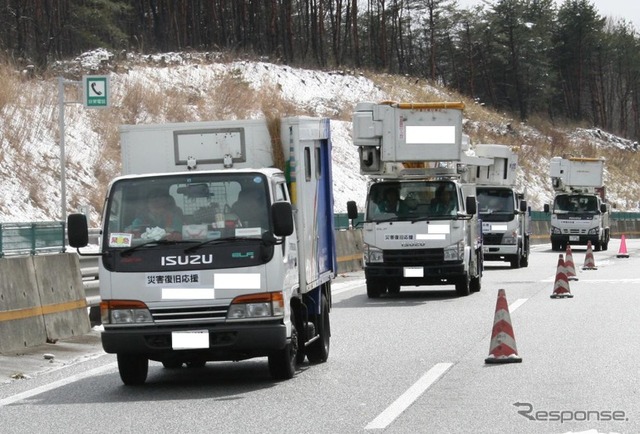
(0, 48, 638, 224)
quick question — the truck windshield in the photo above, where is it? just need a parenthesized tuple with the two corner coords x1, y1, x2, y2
(477, 189, 515, 220)
(366, 180, 458, 221)
(553, 194, 598, 213)
(104, 173, 271, 248)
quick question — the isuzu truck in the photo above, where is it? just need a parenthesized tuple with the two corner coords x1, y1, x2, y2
(68, 116, 336, 384)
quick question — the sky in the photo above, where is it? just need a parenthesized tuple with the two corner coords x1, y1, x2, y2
(456, 0, 640, 32)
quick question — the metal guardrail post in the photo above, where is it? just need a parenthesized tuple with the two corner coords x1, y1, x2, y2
(30, 223, 37, 255)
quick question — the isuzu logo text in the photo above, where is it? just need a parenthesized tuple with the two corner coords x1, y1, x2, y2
(161, 254, 213, 266)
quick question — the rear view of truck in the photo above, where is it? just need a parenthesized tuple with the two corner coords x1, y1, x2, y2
(68, 117, 336, 384)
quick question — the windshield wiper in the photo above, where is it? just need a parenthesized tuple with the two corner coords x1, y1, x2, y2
(185, 233, 278, 253)
(120, 239, 192, 256)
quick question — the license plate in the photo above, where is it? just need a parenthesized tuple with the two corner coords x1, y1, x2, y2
(569, 235, 579, 241)
(172, 330, 209, 350)
(404, 267, 424, 278)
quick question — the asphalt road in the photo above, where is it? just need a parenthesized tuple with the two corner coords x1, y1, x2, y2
(1, 239, 638, 433)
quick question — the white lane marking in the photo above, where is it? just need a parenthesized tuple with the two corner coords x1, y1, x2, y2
(509, 298, 527, 313)
(332, 279, 365, 295)
(0, 362, 116, 407)
(365, 362, 453, 430)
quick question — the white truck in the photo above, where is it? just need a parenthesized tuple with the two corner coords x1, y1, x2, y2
(472, 144, 530, 268)
(346, 101, 483, 297)
(67, 116, 336, 384)
(544, 156, 610, 251)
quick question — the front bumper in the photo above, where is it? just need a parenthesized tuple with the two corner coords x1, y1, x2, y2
(101, 321, 287, 361)
(364, 262, 466, 286)
(550, 233, 599, 246)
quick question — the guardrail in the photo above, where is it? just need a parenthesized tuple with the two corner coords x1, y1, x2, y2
(0, 221, 66, 257)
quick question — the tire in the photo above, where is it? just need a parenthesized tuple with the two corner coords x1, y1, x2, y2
(306, 294, 330, 364)
(510, 249, 521, 269)
(366, 281, 384, 298)
(594, 242, 601, 252)
(551, 241, 561, 251)
(455, 274, 471, 297)
(521, 252, 529, 267)
(268, 313, 299, 380)
(117, 354, 148, 386)
(470, 274, 481, 293)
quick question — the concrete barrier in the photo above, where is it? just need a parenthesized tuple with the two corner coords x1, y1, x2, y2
(335, 229, 363, 273)
(0, 257, 47, 353)
(32, 253, 90, 342)
(0, 253, 90, 353)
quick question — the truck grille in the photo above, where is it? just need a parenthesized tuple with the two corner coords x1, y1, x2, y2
(384, 248, 444, 265)
(150, 305, 228, 324)
(483, 234, 504, 244)
(563, 228, 587, 235)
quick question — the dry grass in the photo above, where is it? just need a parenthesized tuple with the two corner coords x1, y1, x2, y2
(4, 52, 640, 223)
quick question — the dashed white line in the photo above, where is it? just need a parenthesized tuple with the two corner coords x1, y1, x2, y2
(509, 298, 528, 312)
(365, 362, 453, 430)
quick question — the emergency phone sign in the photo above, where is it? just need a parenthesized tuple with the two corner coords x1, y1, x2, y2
(83, 75, 110, 108)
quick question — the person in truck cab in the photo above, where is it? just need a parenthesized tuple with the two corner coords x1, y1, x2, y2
(431, 186, 457, 215)
(231, 187, 268, 229)
(128, 190, 184, 239)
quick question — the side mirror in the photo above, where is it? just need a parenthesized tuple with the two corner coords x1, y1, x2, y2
(544, 203, 550, 213)
(347, 201, 358, 220)
(519, 200, 527, 213)
(600, 203, 607, 213)
(67, 213, 89, 248)
(272, 202, 294, 237)
(465, 196, 477, 215)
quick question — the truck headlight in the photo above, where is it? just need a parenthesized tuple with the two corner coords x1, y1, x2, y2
(101, 300, 153, 324)
(364, 244, 384, 263)
(444, 241, 464, 262)
(588, 227, 600, 235)
(502, 231, 517, 245)
(227, 291, 285, 319)
(550, 225, 561, 235)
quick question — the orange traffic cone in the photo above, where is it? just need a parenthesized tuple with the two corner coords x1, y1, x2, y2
(485, 289, 522, 364)
(551, 254, 573, 299)
(582, 240, 598, 270)
(564, 244, 578, 281)
(617, 235, 629, 258)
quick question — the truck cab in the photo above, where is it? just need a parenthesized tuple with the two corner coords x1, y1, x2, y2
(348, 101, 483, 298)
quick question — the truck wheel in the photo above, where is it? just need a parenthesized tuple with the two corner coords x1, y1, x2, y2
(521, 252, 529, 267)
(117, 354, 148, 386)
(455, 275, 470, 297)
(470, 274, 481, 293)
(306, 294, 330, 364)
(510, 250, 521, 269)
(366, 281, 384, 298)
(594, 242, 601, 252)
(551, 241, 561, 251)
(602, 240, 609, 251)
(268, 313, 299, 380)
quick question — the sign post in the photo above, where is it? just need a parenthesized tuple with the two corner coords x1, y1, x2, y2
(58, 75, 111, 222)
(83, 75, 110, 108)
